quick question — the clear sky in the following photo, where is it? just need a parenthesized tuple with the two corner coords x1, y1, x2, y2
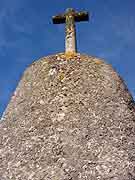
(0, 0, 135, 117)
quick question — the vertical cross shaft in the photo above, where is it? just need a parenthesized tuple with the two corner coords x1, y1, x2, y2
(52, 8, 89, 53)
(65, 9, 77, 53)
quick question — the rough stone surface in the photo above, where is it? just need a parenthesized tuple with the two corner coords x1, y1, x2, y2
(0, 53, 135, 180)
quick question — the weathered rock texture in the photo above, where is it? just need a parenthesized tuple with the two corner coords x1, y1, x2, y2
(0, 53, 135, 180)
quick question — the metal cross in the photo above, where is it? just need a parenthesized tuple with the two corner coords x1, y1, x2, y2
(52, 8, 89, 53)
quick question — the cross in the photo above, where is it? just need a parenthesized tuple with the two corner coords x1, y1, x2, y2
(52, 8, 89, 53)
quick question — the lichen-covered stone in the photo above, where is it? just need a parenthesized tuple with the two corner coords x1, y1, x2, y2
(0, 53, 135, 179)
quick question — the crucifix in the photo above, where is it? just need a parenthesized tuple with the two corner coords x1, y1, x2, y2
(52, 8, 89, 53)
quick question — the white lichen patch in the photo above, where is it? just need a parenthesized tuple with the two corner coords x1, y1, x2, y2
(48, 68, 57, 76)
(56, 56, 61, 61)
(57, 112, 65, 121)
(52, 112, 65, 122)
(39, 99, 45, 105)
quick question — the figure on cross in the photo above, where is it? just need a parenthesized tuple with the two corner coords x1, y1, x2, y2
(52, 8, 89, 53)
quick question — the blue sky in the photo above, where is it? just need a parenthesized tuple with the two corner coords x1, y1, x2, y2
(0, 0, 135, 117)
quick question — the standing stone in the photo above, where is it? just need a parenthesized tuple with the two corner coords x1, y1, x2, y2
(0, 53, 135, 180)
